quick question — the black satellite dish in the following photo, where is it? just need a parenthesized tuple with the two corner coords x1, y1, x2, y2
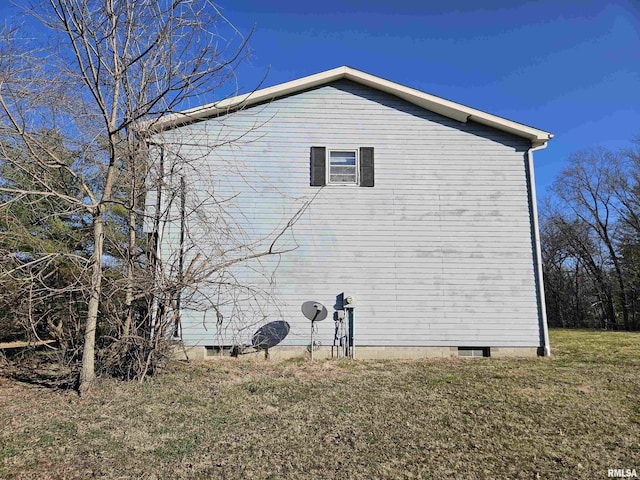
(301, 301, 328, 322)
(252, 320, 290, 350)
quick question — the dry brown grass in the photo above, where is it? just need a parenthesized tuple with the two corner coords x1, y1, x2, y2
(1, 329, 639, 479)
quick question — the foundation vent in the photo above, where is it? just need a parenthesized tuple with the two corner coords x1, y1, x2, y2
(458, 347, 490, 358)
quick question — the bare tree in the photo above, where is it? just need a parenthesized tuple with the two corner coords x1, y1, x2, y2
(1, 1, 316, 391)
(541, 140, 640, 331)
(0, 0, 252, 393)
(550, 148, 631, 329)
(540, 204, 616, 329)
(139, 136, 316, 364)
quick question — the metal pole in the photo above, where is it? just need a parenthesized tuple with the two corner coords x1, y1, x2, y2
(310, 321, 314, 362)
(351, 309, 355, 360)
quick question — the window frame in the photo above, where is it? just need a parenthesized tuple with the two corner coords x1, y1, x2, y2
(326, 148, 359, 186)
(458, 347, 491, 358)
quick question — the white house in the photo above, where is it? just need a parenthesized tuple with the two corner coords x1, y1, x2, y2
(146, 66, 553, 359)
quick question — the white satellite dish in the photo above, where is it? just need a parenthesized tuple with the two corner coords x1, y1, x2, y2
(301, 301, 328, 322)
(301, 300, 327, 362)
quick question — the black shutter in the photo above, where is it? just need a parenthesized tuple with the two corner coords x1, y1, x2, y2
(310, 146, 326, 186)
(359, 147, 374, 187)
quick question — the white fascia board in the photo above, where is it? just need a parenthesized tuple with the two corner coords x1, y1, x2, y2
(141, 67, 350, 134)
(143, 66, 553, 146)
(341, 68, 552, 146)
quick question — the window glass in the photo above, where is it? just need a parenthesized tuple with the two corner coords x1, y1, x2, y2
(329, 150, 357, 184)
(458, 347, 490, 357)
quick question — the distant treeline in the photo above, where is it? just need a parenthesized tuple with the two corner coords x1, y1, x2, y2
(541, 140, 640, 331)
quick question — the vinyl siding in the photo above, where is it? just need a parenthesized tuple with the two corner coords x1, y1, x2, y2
(153, 79, 542, 349)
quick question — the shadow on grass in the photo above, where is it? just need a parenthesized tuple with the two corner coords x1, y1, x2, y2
(5, 369, 77, 390)
(1, 347, 77, 391)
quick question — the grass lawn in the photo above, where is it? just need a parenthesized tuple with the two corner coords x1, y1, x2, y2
(1, 329, 639, 479)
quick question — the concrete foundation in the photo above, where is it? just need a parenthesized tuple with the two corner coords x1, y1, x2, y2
(491, 347, 539, 358)
(172, 345, 540, 361)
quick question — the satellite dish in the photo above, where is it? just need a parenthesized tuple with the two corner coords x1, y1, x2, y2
(301, 301, 328, 322)
(302, 300, 327, 363)
(251, 321, 290, 350)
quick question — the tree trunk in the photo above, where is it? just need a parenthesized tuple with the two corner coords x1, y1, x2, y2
(123, 170, 137, 337)
(79, 208, 105, 394)
(123, 210, 136, 337)
(607, 247, 630, 330)
(598, 222, 630, 329)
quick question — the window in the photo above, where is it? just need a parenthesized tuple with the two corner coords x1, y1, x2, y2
(458, 347, 491, 358)
(310, 146, 374, 187)
(329, 149, 358, 185)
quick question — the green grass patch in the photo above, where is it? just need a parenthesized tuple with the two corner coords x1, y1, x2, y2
(1, 329, 639, 479)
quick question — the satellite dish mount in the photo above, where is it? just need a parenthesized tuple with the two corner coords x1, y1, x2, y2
(301, 300, 328, 361)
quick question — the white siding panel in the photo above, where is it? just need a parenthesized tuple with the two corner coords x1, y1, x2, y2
(156, 80, 542, 350)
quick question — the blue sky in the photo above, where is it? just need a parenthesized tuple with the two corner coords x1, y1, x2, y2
(1, 0, 637, 197)
(220, 0, 640, 197)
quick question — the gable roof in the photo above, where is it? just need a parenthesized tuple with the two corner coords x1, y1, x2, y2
(146, 66, 553, 147)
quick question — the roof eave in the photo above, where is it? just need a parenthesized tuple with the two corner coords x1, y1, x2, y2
(142, 66, 553, 146)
